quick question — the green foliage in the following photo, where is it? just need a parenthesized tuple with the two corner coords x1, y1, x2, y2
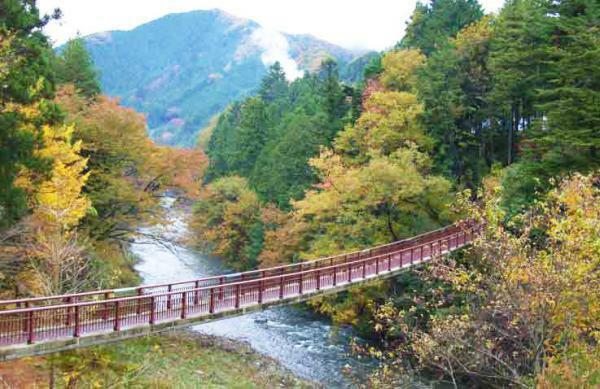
(259, 62, 288, 103)
(0, 3, 163, 298)
(207, 61, 355, 208)
(488, 0, 553, 165)
(408, 0, 599, 205)
(417, 17, 496, 190)
(0, 0, 58, 227)
(290, 50, 456, 339)
(532, 0, 600, 171)
(362, 53, 383, 79)
(251, 111, 329, 206)
(192, 176, 264, 270)
(399, 0, 484, 55)
(38, 333, 311, 388)
(492, 0, 600, 214)
(54, 37, 101, 98)
(81, 10, 361, 146)
(340, 51, 380, 83)
(294, 147, 454, 257)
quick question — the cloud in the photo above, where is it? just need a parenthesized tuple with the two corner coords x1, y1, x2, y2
(250, 27, 303, 81)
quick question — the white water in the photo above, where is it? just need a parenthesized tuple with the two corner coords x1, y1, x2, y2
(131, 198, 374, 387)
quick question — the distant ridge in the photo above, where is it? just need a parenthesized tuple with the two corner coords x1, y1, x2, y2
(83, 9, 373, 146)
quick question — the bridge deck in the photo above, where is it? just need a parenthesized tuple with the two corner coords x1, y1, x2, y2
(0, 222, 479, 360)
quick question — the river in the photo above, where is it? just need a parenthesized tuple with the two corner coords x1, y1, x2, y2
(131, 198, 375, 387)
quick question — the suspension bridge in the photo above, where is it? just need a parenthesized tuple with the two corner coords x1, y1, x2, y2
(0, 222, 480, 360)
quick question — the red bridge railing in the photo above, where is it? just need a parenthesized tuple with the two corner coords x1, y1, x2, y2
(0, 222, 481, 347)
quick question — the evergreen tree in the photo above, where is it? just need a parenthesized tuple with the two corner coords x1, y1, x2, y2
(54, 37, 101, 98)
(0, 0, 59, 227)
(534, 0, 600, 170)
(258, 62, 288, 103)
(418, 18, 496, 189)
(206, 61, 355, 208)
(400, 0, 484, 56)
(318, 58, 345, 138)
(488, 0, 552, 165)
(500, 0, 600, 213)
(230, 97, 268, 176)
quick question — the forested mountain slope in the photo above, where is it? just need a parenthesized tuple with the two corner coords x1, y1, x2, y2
(82, 9, 370, 146)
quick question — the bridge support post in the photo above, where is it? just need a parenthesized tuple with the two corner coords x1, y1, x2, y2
(103, 293, 111, 320)
(316, 270, 320, 290)
(66, 297, 73, 326)
(74, 305, 80, 337)
(279, 276, 284, 299)
(0, 223, 477, 351)
(149, 296, 155, 324)
(219, 277, 224, 300)
(181, 292, 187, 319)
(26, 310, 34, 344)
(167, 285, 172, 310)
(20, 302, 30, 336)
(136, 288, 143, 315)
(114, 301, 120, 331)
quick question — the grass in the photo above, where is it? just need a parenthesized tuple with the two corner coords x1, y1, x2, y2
(0, 332, 317, 388)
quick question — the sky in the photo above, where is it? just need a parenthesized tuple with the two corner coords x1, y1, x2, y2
(38, 0, 506, 51)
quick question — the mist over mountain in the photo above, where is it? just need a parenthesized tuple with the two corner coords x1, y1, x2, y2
(83, 9, 371, 146)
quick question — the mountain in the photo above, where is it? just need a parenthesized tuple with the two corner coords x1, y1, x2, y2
(83, 9, 371, 146)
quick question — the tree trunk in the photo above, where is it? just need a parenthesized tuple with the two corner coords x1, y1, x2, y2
(386, 205, 399, 242)
(508, 106, 516, 165)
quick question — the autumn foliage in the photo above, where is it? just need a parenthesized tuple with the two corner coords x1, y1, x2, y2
(366, 172, 599, 387)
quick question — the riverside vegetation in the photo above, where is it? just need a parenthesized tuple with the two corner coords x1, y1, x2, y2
(0, 0, 598, 387)
(0, 1, 284, 387)
(194, 0, 599, 387)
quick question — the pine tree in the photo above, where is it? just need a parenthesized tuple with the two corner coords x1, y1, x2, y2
(318, 58, 344, 138)
(534, 0, 600, 170)
(400, 0, 484, 56)
(488, 0, 553, 164)
(418, 17, 495, 189)
(55, 37, 101, 98)
(258, 62, 287, 103)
